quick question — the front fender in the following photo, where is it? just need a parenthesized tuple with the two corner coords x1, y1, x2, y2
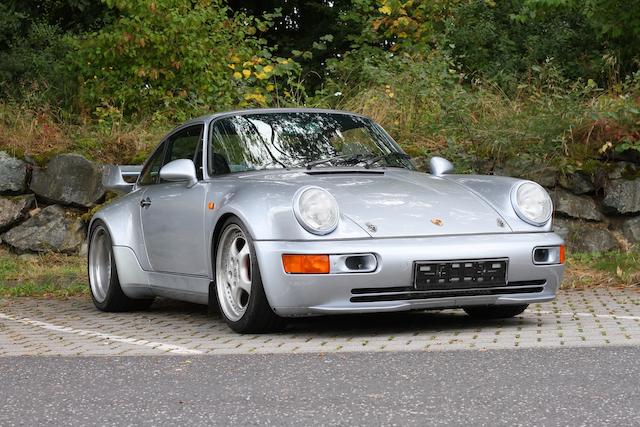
(444, 175, 553, 232)
(206, 179, 371, 242)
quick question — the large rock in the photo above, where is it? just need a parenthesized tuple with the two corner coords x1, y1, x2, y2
(495, 158, 557, 188)
(607, 162, 638, 180)
(620, 217, 640, 244)
(552, 217, 572, 241)
(603, 179, 640, 214)
(0, 151, 28, 194)
(553, 217, 618, 253)
(558, 172, 595, 195)
(30, 154, 105, 207)
(0, 195, 35, 232)
(552, 189, 602, 221)
(0, 205, 85, 253)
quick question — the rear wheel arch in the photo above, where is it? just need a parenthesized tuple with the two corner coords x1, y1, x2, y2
(87, 219, 153, 311)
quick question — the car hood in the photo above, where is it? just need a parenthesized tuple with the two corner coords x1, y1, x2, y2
(239, 168, 512, 238)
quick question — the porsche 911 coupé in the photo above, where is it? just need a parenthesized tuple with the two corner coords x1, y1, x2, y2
(89, 108, 564, 333)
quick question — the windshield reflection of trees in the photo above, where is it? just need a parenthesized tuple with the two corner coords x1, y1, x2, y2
(210, 113, 409, 172)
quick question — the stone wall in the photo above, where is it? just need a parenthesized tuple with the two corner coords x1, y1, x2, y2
(0, 150, 638, 254)
(492, 157, 639, 252)
(0, 151, 104, 254)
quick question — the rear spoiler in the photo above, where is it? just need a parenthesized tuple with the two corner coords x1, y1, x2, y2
(102, 165, 143, 193)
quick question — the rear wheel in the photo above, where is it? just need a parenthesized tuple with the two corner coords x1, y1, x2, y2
(88, 221, 153, 312)
(215, 218, 283, 333)
(463, 304, 528, 319)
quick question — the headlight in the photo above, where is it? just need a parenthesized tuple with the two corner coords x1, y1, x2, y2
(293, 186, 339, 235)
(511, 181, 553, 226)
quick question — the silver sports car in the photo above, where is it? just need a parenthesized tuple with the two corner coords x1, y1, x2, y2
(89, 108, 565, 333)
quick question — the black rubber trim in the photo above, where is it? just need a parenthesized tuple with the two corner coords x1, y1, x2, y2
(349, 280, 546, 303)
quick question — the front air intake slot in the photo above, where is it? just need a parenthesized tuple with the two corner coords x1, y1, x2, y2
(345, 255, 376, 271)
(349, 280, 546, 303)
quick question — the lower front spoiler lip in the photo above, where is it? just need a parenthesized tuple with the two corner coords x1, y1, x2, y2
(305, 292, 556, 314)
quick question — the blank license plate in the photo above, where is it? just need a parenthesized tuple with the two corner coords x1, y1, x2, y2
(413, 259, 508, 290)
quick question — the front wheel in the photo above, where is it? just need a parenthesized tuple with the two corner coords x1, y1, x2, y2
(88, 220, 153, 312)
(463, 304, 528, 319)
(215, 218, 284, 333)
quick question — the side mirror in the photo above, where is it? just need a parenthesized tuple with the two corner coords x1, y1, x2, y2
(160, 159, 197, 186)
(429, 156, 454, 176)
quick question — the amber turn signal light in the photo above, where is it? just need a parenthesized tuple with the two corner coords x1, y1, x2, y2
(282, 254, 330, 274)
(559, 245, 565, 264)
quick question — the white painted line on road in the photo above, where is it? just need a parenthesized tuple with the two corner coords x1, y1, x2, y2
(0, 312, 203, 355)
(527, 310, 640, 321)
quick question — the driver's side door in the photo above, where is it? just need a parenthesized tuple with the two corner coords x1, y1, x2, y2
(139, 124, 208, 277)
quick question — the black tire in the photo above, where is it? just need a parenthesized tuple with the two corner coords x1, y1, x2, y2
(463, 304, 528, 319)
(214, 217, 284, 333)
(88, 220, 154, 312)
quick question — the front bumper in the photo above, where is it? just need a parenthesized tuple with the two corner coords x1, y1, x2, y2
(253, 233, 564, 317)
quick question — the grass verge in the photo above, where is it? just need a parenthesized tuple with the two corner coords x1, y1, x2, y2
(0, 248, 87, 298)
(0, 247, 637, 299)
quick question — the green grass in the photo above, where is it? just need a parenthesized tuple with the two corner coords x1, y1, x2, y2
(563, 250, 640, 288)
(0, 248, 88, 297)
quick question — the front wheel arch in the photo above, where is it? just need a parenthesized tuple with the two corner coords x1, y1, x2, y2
(211, 215, 283, 333)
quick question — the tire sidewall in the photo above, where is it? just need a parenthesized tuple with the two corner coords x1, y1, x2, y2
(87, 220, 120, 310)
(215, 218, 272, 331)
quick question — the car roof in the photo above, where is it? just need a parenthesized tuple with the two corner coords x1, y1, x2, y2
(182, 108, 371, 126)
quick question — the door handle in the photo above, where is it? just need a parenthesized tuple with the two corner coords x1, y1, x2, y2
(140, 197, 152, 208)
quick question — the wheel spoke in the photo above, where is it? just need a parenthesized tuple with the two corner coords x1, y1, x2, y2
(232, 286, 245, 307)
(237, 271, 252, 295)
(229, 237, 240, 257)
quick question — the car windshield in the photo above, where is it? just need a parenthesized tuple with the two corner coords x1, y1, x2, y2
(208, 112, 414, 175)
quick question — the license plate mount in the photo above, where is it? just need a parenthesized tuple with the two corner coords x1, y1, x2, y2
(413, 259, 508, 290)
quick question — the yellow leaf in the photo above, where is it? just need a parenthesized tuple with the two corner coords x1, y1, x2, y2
(228, 63, 235, 69)
(255, 72, 267, 80)
(233, 71, 242, 79)
(263, 65, 273, 73)
(242, 69, 251, 78)
(266, 84, 275, 92)
(379, 5, 392, 15)
(231, 55, 240, 63)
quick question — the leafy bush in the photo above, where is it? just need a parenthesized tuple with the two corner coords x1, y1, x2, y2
(0, 21, 76, 105)
(74, 0, 303, 120)
(444, 0, 604, 89)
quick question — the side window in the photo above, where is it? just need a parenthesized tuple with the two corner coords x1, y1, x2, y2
(165, 125, 204, 180)
(138, 142, 167, 186)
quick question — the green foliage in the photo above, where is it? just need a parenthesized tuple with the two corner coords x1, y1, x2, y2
(0, 21, 76, 104)
(0, 0, 638, 174)
(73, 0, 302, 119)
(444, 0, 605, 89)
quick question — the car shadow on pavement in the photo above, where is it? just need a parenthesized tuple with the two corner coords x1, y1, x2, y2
(146, 298, 539, 336)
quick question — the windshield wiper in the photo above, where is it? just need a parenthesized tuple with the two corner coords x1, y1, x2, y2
(305, 154, 365, 170)
(363, 152, 411, 169)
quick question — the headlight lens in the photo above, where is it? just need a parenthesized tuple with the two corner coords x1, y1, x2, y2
(294, 186, 339, 235)
(511, 182, 553, 225)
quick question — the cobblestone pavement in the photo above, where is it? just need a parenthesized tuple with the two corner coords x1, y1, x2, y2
(0, 288, 638, 356)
